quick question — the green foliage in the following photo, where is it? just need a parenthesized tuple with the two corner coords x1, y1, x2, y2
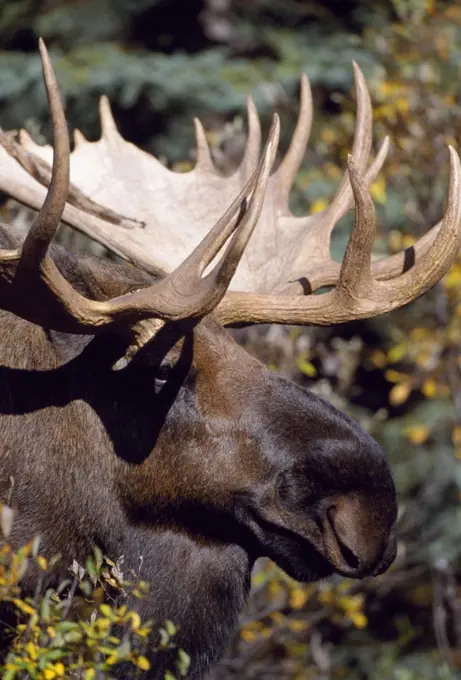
(0, 504, 188, 679)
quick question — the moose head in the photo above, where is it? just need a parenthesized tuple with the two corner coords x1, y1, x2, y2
(0, 40, 459, 678)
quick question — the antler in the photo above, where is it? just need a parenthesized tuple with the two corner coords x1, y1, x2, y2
(0, 41, 460, 335)
(216, 151, 461, 325)
(0, 39, 279, 337)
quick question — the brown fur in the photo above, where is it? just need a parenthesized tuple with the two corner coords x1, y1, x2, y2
(0, 224, 397, 678)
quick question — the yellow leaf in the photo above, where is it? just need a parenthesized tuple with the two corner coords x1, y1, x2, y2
(269, 611, 285, 624)
(84, 670, 96, 680)
(404, 425, 430, 445)
(288, 619, 309, 633)
(387, 343, 407, 363)
(411, 327, 430, 341)
(318, 588, 334, 605)
(320, 127, 336, 144)
(54, 663, 64, 677)
(395, 96, 409, 114)
(126, 611, 141, 631)
(26, 641, 38, 660)
(370, 349, 387, 368)
(297, 358, 317, 377)
(37, 556, 48, 571)
(310, 198, 329, 214)
(324, 162, 341, 179)
(12, 599, 36, 616)
(349, 611, 368, 629)
(99, 604, 113, 619)
(96, 618, 110, 633)
(422, 379, 437, 399)
(241, 629, 258, 643)
(289, 587, 309, 610)
(385, 369, 408, 383)
(389, 382, 412, 406)
(444, 265, 461, 289)
(136, 656, 151, 671)
(43, 671, 56, 680)
(402, 235, 416, 248)
(452, 426, 461, 446)
(388, 230, 403, 251)
(370, 176, 387, 205)
(338, 594, 364, 613)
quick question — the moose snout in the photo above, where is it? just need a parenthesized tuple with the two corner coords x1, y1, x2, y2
(322, 495, 397, 578)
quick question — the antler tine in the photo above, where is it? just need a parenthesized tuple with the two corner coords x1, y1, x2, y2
(336, 155, 375, 297)
(171, 121, 276, 279)
(280, 134, 389, 296)
(275, 74, 313, 210)
(307, 63, 374, 241)
(95, 114, 280, 351)
(241, 96, 262, 178)
(216, 144, 461, 327)
(119, 114, 280, 321)
(194, 118, 215, 171)
(19, 38, 69, 268)
(99, 96, 122, 143)
(203, 115, 280, 291)
(327, 63, 373, 220)
(73, 129, 87, 148)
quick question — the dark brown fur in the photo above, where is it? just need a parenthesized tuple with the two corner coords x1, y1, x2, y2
(0, 224, 397, 678)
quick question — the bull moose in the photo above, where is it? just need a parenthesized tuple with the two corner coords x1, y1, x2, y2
(0, 40, 460, 678)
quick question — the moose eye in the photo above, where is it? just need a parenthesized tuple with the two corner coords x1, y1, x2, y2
(154, 361, 173, 389)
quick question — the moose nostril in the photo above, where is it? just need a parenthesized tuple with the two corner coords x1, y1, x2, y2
(336, 535, 360, 570)
(327, 506, 360, 570)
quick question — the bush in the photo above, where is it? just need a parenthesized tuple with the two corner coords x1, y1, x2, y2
(0, 504, 190, 680)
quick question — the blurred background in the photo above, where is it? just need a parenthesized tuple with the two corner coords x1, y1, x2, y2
(1, 0, 461, 678)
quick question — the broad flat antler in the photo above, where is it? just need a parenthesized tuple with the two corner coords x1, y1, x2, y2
(0, 40, 460, 338)
(0, 40, 279, 337)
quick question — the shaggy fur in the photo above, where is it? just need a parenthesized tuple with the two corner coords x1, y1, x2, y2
(0, 224, 397, 678)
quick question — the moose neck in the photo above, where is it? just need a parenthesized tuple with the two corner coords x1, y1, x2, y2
(0, 310, 255, 677)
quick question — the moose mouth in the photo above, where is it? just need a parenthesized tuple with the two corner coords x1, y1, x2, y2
(256, 518, 337, 582)
(256, 505, 396, 583)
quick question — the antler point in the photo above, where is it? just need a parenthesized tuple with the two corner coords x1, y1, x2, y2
(73, 129, 87, 148)
(193, 117, 214, 171)
(99, 96, 121, 143)
(352, 61, 366, 87)
(270, 113, 281, 142)
(19, 129, 32, 145)
(246, 95, 256, 112)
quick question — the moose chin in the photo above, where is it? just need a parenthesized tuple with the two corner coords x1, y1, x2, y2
(0, 39, 459, 679)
